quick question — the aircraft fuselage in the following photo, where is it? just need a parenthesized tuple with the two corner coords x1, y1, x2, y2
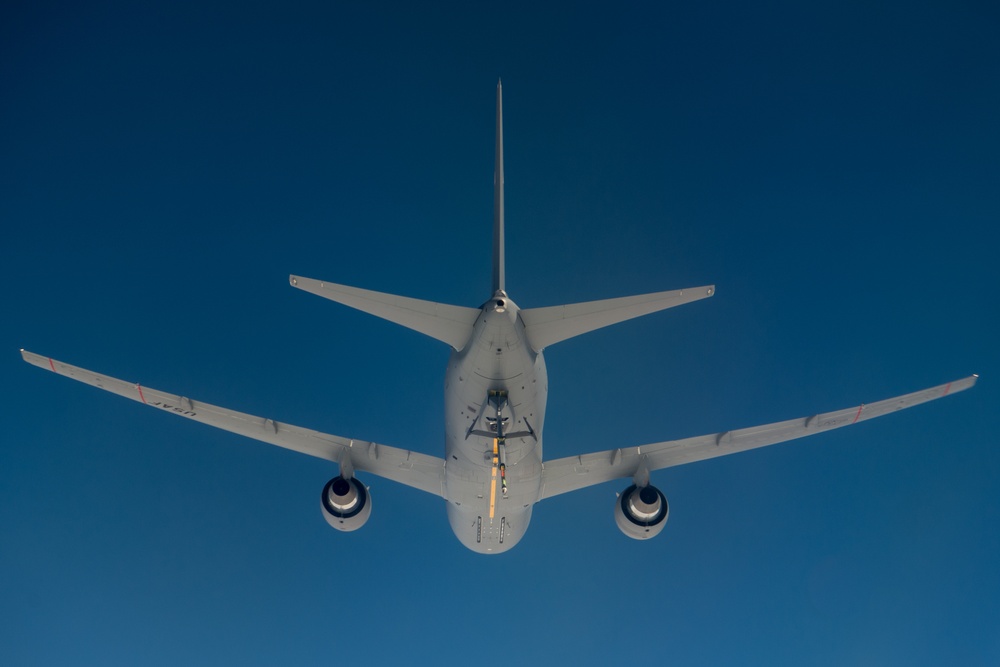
(444, 294, 546, 553)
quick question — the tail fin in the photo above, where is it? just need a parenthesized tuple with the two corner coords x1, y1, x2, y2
(520, 286, 716, 352)
(493, 79, 505, 295)
(290, 276, 480, 351)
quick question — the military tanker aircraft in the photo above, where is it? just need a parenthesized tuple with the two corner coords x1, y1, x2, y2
(22, 82, 977, 553)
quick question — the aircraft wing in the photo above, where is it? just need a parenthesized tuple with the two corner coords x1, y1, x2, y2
(539, 375, 977, 500)
(21, 350, 446, 498)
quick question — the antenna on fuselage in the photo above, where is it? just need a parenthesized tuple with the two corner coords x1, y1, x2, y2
(492, 79, 506, 295)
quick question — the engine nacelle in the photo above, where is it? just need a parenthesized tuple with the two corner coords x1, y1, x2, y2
(615, 484, 668, 540)
(320, 476, 371, 532)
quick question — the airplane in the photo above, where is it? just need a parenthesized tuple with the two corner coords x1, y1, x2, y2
(21, 82, 977, 553)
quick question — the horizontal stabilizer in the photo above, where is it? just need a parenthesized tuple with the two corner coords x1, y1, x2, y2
(290, 276, 481, 351)
(519, 285, 715, 351)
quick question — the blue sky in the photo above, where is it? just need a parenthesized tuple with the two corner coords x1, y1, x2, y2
(2, 1, 998, 664)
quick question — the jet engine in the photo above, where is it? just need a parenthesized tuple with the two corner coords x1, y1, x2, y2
(320, 476, 371, 532)
(614, 484, 668, 539)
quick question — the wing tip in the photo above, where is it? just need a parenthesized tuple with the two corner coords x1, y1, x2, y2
(20, 349, 52, 371)
(946, 374, 979, 394)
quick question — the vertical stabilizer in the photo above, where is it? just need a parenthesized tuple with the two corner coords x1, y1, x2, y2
(493, 80, 506, 294)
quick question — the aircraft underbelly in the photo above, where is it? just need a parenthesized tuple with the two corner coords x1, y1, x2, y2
(443, 305, 547, 552)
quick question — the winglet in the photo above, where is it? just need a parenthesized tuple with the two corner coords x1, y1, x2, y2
(493, 80, 505, 295)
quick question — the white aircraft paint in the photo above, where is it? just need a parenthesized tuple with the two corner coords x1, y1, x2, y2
(20, 82, 976, 554)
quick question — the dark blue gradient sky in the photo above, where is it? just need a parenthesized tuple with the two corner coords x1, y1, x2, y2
(3, 1, 998, 665)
